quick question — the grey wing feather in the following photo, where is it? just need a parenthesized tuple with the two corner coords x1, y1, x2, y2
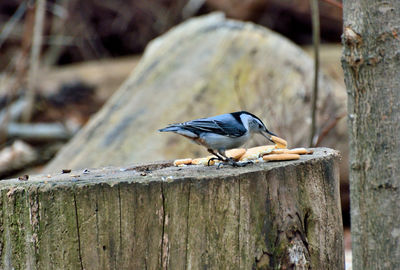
(182, 117, 246, 137)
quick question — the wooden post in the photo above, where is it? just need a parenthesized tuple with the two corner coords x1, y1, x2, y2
(0, 148, 343, 269)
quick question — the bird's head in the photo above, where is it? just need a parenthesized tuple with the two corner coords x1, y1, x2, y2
(239, 111, 276, 142)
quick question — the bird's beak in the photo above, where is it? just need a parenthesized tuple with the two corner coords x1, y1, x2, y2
(261, 130, 274, 143)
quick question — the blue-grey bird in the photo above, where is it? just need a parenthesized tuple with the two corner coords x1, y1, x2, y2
(159, 111, 276, 165)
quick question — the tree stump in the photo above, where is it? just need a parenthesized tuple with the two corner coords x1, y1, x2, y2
(0, 148, 344, 269)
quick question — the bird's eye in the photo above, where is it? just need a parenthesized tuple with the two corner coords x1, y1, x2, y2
(258, 124, 263, 128)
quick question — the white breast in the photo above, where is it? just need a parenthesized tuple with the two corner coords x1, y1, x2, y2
(200, 132, 250, 150)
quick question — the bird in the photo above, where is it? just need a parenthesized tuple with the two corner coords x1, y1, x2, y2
(158, 111, 276, 166)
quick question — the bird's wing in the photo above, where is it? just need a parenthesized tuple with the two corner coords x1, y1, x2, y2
(181, 117, 246, 137)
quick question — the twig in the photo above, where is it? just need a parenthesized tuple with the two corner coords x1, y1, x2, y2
(0, 2, 35, 143)
(22, 0, 46, 122)
(320, 0, 343, 9)
(182, 0, 206, 19)
(76, 5, 110, 60)
(0, 1, 28, 49)
(6, 122, 71, 142)
(43, 0, 70, 66)
(0, 98, 28, 125)
(309, 0, 320, 147)
(314, 113, 346, 147)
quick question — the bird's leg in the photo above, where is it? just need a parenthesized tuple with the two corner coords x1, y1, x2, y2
(207, 149, 226, 166)
(218, 149, 253, 168)
(218, 149, 230, 161)
(216, 149, 240, 167)
(207, 149, 253, 168)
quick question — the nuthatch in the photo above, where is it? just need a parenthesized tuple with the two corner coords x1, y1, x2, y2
(159, 111, 276, 166)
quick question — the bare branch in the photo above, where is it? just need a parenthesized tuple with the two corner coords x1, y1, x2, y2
(314, 113, 346, 147)
(309, 0, 320, 147)
(0, 1, 28, 49)
(22, 0, 46, 122)
(6, 122, 71, 142)
(320, 0, 343, 9)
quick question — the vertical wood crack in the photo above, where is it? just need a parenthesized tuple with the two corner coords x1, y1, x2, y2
(27, 187, 40, 264)
(185, 183, 191, 270)
(118, 185, 122, 268)
(238, 178, 241, 269)
(73, 193, 84, 270)
(321, 162, 330, 266)
(160, 183, 166, 269)
(95, 195, 99, 254)
(295, 211, 310, 256)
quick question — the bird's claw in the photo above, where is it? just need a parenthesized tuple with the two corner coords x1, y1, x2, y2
(208, 157, 223, 166)
(216, 158, 253, 168)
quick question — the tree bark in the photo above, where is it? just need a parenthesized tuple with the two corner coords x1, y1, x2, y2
(0, 148, 343, 269)
(342, 1, 400, 269)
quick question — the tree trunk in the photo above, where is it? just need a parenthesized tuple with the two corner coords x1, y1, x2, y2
(0, 148, 343, 269)
(342, 1, 400, 269)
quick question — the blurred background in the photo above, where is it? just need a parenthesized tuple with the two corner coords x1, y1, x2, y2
(0, 0, 349, 263)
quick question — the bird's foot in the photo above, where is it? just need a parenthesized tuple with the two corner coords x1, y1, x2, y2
(217, 158, 253, 168)
(208, 157, 224, 166)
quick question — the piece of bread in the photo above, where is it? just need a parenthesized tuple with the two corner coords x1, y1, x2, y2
(286, 148, 309, 155)
(270, 149, 288, 154)
(305, 149, 314, 154)
(173, 158, 192, 166)
(240, 145, 275, 161)
(192, 157, 216, 166)
(270, 148, 313, 155)
(271, 135, 288, 149)
(225, 148, 246, 160)
(263, 153, 300, 161)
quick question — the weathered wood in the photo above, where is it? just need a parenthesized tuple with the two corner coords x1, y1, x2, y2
(0, 148, 344, 269)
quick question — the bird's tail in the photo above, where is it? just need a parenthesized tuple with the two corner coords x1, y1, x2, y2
(158, 125, 179, 132)
(158, 125, 197, 138)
